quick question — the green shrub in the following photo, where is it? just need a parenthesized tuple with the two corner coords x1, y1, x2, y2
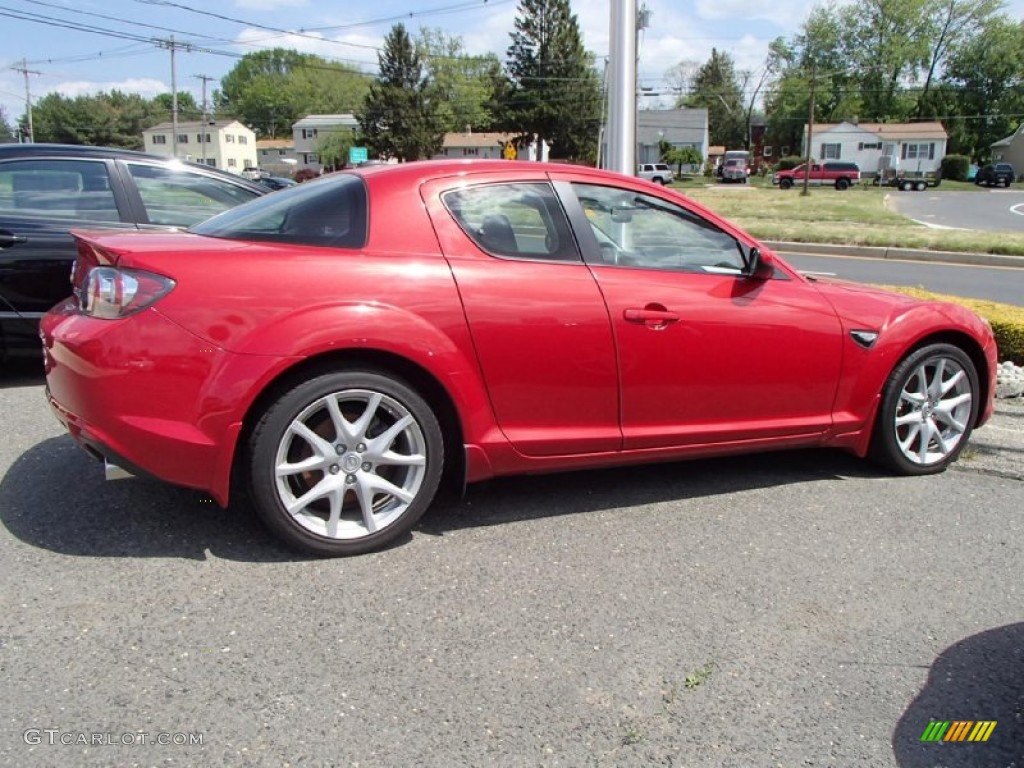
(877, 286, 1024, 364)
(777, 155, 805, 171)
(940, 154, 970, 182)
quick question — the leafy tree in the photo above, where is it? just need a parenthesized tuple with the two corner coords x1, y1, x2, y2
(664, 60, 701, 101)
(151, 92, 201, 122)
(504, 0, 602, 162)
(217, 48, 369, 137)
(25, 90, 165, 148)
(664, 146, 703, 173)
(358, 24, 445, 161)
(938, 16, 1024, 158)
(317, 128, 357, 171)
(0, 106, 15, 143)
(683, 49, 745, 148)
(416, 28, 503, 133)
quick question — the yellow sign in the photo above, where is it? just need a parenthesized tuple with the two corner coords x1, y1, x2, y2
(503, 142, 517, 160)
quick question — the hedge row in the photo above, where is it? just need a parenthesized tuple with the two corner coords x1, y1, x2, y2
(877, 285, 1024, 364)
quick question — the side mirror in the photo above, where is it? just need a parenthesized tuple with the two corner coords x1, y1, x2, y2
(744, 247, 775, 280)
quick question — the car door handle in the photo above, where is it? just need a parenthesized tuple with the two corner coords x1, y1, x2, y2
(623, 306, 680, 328)
(0, 231, 28, 248)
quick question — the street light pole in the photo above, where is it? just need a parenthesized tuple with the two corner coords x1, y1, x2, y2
(606, 0, 637, 175)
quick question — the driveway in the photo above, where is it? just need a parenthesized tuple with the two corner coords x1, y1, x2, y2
(885, 188, 1024, 232)
(2, 371, 1022, 767)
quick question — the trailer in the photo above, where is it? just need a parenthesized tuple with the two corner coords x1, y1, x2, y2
(874, 168, 942, 191)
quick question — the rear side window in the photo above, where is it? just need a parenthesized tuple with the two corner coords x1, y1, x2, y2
(126, 162, 260, 227)
(442, 182, 579, 262)
(0, 158, 120, 222)
(191, 173, 368, 248)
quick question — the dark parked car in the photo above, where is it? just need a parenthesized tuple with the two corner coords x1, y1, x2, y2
(0, 143, 265, 360)
(974, 163, 1015, 187)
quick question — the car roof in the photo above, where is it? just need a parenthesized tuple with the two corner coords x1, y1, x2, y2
(0, 143, 266, 191)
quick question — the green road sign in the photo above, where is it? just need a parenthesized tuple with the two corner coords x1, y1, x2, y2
(349, 146, 369, 164)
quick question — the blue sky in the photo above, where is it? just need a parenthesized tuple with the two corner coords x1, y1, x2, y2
(2, 0, 1022, 131)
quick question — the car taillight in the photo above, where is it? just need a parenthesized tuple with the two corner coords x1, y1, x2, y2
(81, 266, 175, 319)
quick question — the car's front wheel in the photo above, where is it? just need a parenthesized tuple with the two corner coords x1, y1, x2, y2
(247, 370, 444, 556)
(870, 344, 978, 475)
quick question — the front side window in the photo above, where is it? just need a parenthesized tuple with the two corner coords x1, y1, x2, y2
(191, 172, 367, 249)
(572, 183, 744, 273)
(0, 158, 120, 222)
(443, 182, 579, 262)
(125, 162, 260, 227)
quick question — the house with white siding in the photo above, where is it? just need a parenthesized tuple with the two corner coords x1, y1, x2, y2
(142, 119, 257, 173)
(801, 121, 948, 176)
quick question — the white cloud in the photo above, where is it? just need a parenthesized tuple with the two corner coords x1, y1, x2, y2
(233, 28, 380, 70)
(52, 78, 169, 99)
(693, 0, 812, 26)
(234, 0, 309, 9)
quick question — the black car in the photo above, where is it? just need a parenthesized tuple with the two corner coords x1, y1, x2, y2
(0, 144, 265, 360)
(974, 163, 1015, 187)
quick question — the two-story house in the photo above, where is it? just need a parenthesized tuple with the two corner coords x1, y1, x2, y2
(293, 114, 359, 173)
(142, 119, 257, 173)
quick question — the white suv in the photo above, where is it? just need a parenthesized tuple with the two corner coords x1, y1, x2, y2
(636, 163, 674, 185)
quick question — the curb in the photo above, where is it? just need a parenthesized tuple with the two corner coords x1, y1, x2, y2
(763, 240, 1024, 270)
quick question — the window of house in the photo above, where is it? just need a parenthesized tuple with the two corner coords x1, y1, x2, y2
(205, 159, 216, 167)
(238, 135, 248, 145)
(463, 148, 478, 156)
(781, 146, 790, 156)
(858, 142, 882, 150)
(572, 182, 744, 274)
(443, 182, 580, 262)
(278, 149, 287, 156)
(820, 143, 841, 159)
(152, 135, 167, 145)
(177, 134, 189, 144)
(228, 158, 237, 167)
(763, 146, 773, 157)
(901, 142, 935, 160)
(302, 128, 318, 140)
(196, 133, 210, 143)
(225, 134, 235, 143)
(303, 153, 318, 164)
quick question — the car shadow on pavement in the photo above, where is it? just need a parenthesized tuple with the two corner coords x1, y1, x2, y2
(892, 623, 1023, 766)
(1, 434, 887, 561)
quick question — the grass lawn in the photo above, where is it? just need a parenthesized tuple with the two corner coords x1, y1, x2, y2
(672, 181, 1024, 257)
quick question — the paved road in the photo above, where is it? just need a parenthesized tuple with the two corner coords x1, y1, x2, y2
(885, 188, 1024, 232)
(782, 251, 1024, 306)
(2, 369, 1023, 767)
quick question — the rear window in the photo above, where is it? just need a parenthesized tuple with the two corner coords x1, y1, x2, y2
(996, 164, 1014, 172)
(190, 173, 367, 248)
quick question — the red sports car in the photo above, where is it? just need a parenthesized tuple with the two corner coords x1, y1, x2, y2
(41, 160, 998, 556)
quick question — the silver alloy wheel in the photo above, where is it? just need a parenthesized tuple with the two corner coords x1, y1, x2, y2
(892, 356, 973, 466)
(273, 389, 428, 540)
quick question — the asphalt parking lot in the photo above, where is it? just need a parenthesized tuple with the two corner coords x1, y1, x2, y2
(885, 188, 1024, 232)
(1, 368, 1022, 767)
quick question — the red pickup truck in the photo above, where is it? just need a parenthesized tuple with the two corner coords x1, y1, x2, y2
(772, 161, 861, 190)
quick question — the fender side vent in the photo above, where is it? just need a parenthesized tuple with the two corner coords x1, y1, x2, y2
(850, 330, 879, 348)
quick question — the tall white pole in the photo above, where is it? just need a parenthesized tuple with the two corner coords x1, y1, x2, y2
(606, 0, 636, 175)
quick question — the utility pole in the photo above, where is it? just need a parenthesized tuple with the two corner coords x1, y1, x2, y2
(606, 0, 637, 175)
(195, 74, 215, 164)
(802, 64, 816, 197)
(12, 58, 41, 143)
(155, 36, 190, 158)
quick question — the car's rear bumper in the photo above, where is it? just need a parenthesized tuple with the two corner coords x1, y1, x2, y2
(41, 300, 255, 504)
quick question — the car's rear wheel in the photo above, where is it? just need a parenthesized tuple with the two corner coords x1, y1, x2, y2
(914, 181, 926, 191)
(247, 370, 444, 556)
(870, 344, 978, 475)
(835, 178, 849, 191)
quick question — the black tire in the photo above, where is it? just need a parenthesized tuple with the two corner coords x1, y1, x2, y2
(655, 177, 666, 185)
(779, 178, 793, 190)
(870, 343, 979, 476)
(247, 370, 444, 556)
(915, 181, 926, 191)
(835, 178, 849, 191)
(898, 180, 909, 191)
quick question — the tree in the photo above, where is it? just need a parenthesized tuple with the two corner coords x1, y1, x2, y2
(416, 28, 503, 133)
(664, 59, 701, 102)
(151, 92, 201, 122)
(317, 128, 357, 171)
(0, 106, 15, 143)
(684, 49, 745, 148)
(664, 146, 703, 173)
(503, 0, 603, 162)
(217, 48, 369, 137)
(25, 90, 165, 148)
(358, 24, 445, 161)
